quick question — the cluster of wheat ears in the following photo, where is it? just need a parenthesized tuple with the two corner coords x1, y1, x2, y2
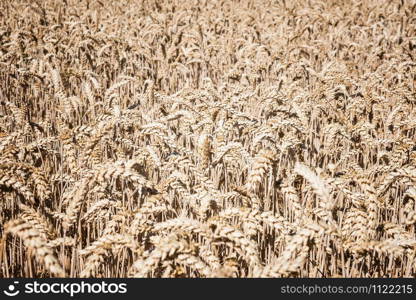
(0, 0, 415, 278)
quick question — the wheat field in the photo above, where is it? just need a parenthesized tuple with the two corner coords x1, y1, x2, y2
(0, 0, 415, 278)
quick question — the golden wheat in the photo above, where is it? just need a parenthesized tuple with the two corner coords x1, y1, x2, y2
(0, 0, 415, 278)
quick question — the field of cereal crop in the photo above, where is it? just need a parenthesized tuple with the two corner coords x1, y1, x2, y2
(0, 0, 416, 277)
